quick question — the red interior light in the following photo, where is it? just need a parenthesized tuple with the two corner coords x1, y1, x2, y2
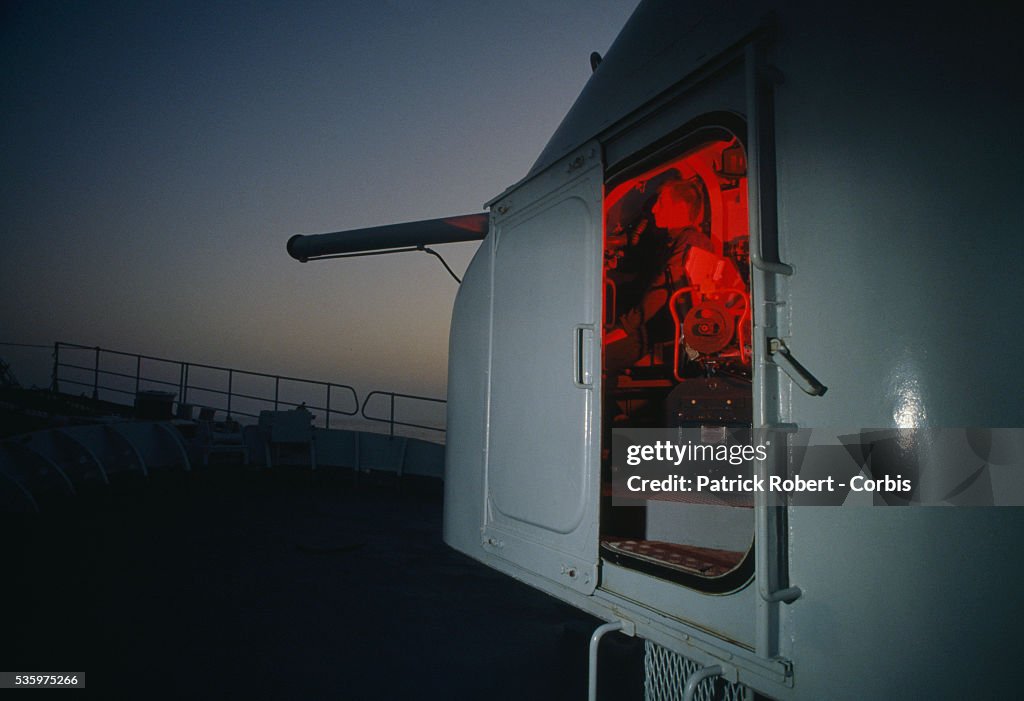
(720, 142, 746, 178)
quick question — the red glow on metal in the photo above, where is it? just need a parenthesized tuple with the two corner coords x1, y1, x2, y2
(442, 213, 489, 234)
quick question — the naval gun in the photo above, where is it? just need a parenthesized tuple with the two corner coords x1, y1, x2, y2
(286, 213, 487, 263)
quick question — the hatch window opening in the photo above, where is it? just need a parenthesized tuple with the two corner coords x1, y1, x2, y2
(601, 125, 755, 592)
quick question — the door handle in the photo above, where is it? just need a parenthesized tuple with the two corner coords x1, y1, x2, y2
(574, 325, 595, 388)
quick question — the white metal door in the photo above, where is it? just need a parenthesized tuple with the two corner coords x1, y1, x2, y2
(482, 143, 602, 595)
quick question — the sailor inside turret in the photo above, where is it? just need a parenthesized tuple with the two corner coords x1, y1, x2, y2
(604, 172, 713, 378)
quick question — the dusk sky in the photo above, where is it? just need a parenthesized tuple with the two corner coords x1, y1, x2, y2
(1, 1, 637, 405)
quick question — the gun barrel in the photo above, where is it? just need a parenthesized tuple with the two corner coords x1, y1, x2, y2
(287, 213, 488, 261)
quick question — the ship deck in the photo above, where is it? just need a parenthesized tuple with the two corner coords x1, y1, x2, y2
(3, 468, 643, 699)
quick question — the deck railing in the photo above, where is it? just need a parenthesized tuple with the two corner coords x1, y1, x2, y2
(360, 390, 446, 437)
(49, 342, 448, 438)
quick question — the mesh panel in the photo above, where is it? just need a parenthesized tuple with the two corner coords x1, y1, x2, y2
(644, 640, 749, 701)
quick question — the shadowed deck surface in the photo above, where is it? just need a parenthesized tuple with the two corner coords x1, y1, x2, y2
(4, 469, 643, 699)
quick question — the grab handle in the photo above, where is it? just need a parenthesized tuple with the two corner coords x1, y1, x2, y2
(770, 338, 827, 396)
(574, 325, 595, 388)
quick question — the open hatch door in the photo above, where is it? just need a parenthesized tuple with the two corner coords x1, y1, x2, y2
(480, 142, 604, 596)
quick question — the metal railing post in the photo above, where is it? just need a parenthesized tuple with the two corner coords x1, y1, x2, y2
(51, 342, 60, 393)
(227, 369, 234, 418)
(325, 384, 331, 429)
(389, 393, 396, 438)
(274, 377, 280, 411)
(92, 346, 100, 399)
(136, 356, 142, 395)
(182, 363, 189, 404)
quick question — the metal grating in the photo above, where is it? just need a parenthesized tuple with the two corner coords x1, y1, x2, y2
(644, 640, 749, 701)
